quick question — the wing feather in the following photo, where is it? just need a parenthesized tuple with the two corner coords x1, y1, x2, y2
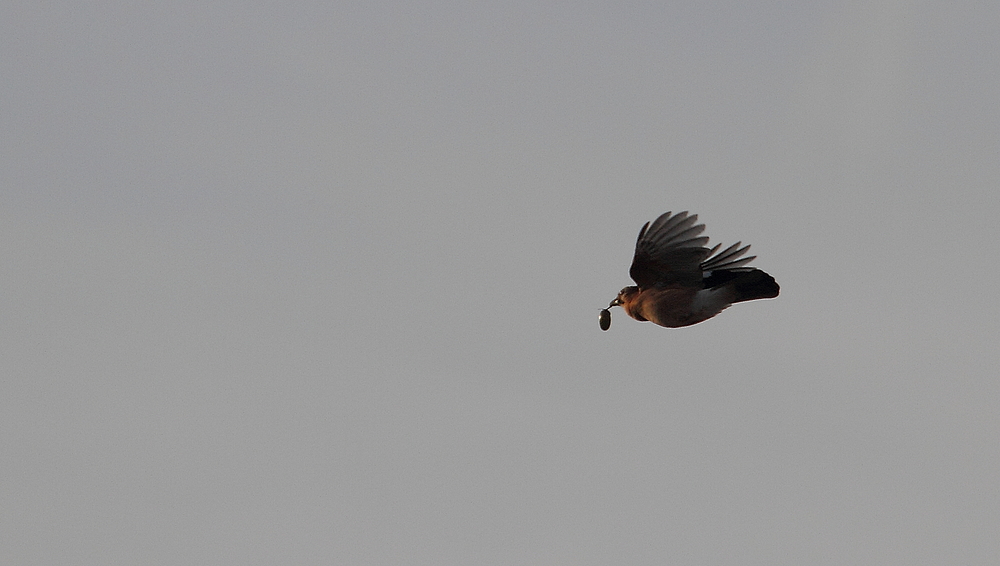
(629, 211, 712, 288)
(701, 241, 755, 272)
(629, 211, 764, 289)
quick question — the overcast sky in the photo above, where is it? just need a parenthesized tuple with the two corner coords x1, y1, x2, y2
(3, 2, 999, 565)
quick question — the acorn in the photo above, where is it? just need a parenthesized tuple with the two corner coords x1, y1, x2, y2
(599, 308, 611, 331)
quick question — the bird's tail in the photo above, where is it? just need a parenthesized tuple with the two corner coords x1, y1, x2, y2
(704, 268, 780, 303)
(729, 269, 779, 303)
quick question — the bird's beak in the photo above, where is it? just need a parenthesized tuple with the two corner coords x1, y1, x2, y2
(608, 297, 623, 308)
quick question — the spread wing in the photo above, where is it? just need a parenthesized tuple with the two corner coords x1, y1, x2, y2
(629, 211, 711, 289)
(629, 211, 758, 289)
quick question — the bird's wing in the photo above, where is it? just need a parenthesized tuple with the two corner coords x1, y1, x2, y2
(629, 211, 712, 289)
(700, 241, 755, 272)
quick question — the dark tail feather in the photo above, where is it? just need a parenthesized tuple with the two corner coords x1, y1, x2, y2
(731, 269, 779, 302)
(705, 269, 779, 303)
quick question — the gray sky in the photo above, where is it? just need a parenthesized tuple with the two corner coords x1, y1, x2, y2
(3, 2, 999, 564)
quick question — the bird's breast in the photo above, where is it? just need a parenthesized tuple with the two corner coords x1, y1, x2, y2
(625, 287, 706, 328)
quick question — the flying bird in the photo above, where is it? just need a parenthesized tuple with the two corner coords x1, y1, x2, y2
(600, 211, 778, 330)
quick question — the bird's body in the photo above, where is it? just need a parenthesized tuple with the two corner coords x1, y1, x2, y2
(619, 286, 718, 328)
(602, 211, 778, 330)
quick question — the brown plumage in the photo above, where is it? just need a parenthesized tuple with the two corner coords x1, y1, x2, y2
(600, 211, 778, 330)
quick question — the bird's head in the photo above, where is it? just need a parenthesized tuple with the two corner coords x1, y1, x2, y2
(609, 286, 639, 309)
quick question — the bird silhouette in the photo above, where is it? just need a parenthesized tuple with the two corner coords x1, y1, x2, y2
(600, 211, 778, 330)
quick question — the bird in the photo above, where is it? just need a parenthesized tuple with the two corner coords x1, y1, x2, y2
(600, 211, 778, 330)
